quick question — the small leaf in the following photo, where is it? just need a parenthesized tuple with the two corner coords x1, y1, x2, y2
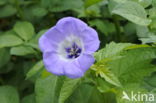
(0, 86, 19, 103)
(10, 46, 36, 56)
(26, 60, 44, 79)
(0, 5, 16, 18)
(112, 1, 151, 26)
(13, 21, 35, 41)
(58, 78, 81, 103)
(0, 32, 23, 48)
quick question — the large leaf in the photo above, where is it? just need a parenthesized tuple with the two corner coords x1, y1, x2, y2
(58, 78, 81, 103)
(111, 1, 151, 26)
(94, 43, 156, 102)
(94, 42, 156, 87)
(35, 75, 64, 103)
(0, 86, 19, 103)
(0, 32, 23, 48)
(13, 21, 35, 41)
(109, 47, 156, 85)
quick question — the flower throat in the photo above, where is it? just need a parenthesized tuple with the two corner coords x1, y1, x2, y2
(65, 43, 82, 59)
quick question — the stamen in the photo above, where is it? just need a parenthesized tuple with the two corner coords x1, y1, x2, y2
(65, 42, 82, 59)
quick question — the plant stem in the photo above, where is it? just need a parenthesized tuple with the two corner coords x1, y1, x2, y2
(15, 0, 24, 20)
(113, 15, 121, 42)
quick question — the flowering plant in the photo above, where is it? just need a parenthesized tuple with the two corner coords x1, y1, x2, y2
(0, 0, 156, 103)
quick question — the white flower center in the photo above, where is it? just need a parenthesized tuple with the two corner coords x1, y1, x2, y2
(57, 35, 84, 61)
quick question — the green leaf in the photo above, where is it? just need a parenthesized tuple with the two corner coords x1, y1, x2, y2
(94, 42, 156, 88)
(78, 4, 101, 17)
(32, 7, 48, 17)
(10, 46, 36, 56)
(35, 75, 64, 103)
(140, 34, 156, 44)
(42, 0, 83, 12)
(0, 0, 7, 5)
(134, 0, 152, 8)
(0, 32, 23, 48)
(96, 77, 113, 93)
(112, 1, 151, 26)
(84, 0, 102, 8)
(89, 19, 115, 36)
(58, 78, 81, 103)
(66, 84, 116, 103)
(26, 60, 44, 79)
(13, 21, 35, 41)
(92, 61, 122, 87)
(0, 86, 19, 103)
(28, 29, 47, 50)
(109, 47, 156, 85)
(136, 25, 149, 38)
(0, 48, 10, 68)
(123, 23, 136, 35)
(94, 42, 133, 61)
(136, 26, 156, 44)
(145, 73, 156, 88)
(0, 5, 16, 18)
(149, 8, 156, 30)
(21, 94, 35, 103)
(153, 0, 156, 7)
(140, 0, 152, 8)
(94, 43, 156, 102)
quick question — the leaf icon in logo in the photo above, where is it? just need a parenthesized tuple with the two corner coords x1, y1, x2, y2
(122, 91, 130, 101)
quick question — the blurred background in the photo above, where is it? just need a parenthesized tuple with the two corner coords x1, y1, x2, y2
(0, 0, 156, 103)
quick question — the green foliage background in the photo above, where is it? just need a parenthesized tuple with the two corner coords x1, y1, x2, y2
(0, 0, 156, 103)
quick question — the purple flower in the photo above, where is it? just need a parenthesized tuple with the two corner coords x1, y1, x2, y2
(39, 17, 100, 78)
